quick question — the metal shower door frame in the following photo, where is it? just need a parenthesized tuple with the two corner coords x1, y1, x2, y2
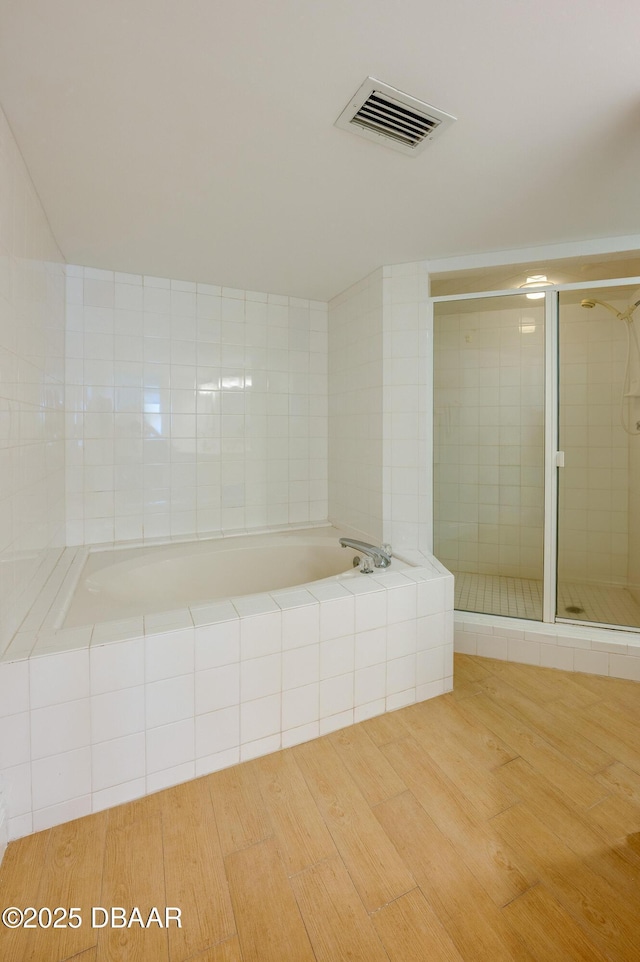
(431, 275, 640, 625)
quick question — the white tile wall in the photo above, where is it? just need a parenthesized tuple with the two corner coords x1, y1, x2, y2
(382, 262, 431, 553)
(433, 300, 545, 580)
(434, 294, 637, 593)
(0, 104, 66, 654)
(65, 268, 328, 544)
(328, 268, 384, 540)
(630, 433, 640, 602)
(328, 261, 430, 554)
(558, 299, 630, 585)
(455, 609, 640, 682)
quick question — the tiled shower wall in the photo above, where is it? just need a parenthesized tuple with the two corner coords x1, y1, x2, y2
(629, 436, 640, 601)
(434, 295, 635, 589)
(65, 267, 328, 544)
(558, 299, 630, 585)
(0, 106, 65, 653)
(433, 301, 546, 580)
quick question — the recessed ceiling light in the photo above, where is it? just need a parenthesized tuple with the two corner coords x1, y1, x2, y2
(520, 274, 552, 299)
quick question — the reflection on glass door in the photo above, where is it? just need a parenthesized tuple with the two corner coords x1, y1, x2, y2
(433, 294, 545, 620)
(557, 286, 640, 629)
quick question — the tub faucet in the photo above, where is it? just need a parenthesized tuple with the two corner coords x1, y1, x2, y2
(339, 538, 392, 568)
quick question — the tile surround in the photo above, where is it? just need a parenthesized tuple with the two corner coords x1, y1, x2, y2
(65, 266, 328, 544)
(0, 104, 66, 654)
(433, 301, 545, 583)
(558, 299, 631, 586)
(382, 263, 431, 554)
(328, 262, 430, 554)
(434, 294, 638, 597)
(328, 268, 384, 541)
(0, 548, 453, 840)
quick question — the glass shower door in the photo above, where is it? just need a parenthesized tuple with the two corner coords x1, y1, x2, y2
(433, 294, 545, 619)
(557, 286, 640, 628)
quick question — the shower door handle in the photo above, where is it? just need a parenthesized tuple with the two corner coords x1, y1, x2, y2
(554, 451, 565, 468)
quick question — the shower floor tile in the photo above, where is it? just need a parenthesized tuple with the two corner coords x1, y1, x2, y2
(557, 580, 640, 628)
(453, 570, 640, 628)
(454, 571, 543, 620)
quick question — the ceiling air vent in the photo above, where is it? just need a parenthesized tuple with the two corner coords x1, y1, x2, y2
(335, 77, 456, 156)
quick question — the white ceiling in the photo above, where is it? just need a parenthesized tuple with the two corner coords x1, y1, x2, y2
(1, 0, 640, 301)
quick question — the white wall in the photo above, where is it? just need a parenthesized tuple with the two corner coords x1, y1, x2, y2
(0, 106, 65, 654)
(65, 267, 328, 544)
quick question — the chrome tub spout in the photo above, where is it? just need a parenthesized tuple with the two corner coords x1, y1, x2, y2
(339, 538, 392, 568)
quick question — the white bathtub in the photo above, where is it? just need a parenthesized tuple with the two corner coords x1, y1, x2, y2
(63, 528, 360, 627)
(0, 525, 454, 841)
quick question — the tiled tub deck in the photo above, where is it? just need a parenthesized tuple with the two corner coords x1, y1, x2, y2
(0, 543, 454, 841)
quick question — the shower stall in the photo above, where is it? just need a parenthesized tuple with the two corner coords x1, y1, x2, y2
(433, 278, 640, 632)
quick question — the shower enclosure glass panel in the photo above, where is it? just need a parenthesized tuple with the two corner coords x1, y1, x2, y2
(557, 285, 640, 629)
(433, 294, 545, 619)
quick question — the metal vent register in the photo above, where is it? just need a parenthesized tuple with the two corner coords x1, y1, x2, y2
(335, 77, 456, 156)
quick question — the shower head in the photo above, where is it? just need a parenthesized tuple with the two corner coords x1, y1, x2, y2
(580, 296, 621, 319)
(580, 292, 640, 322)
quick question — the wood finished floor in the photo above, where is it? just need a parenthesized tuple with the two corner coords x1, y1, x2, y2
(2, 653, 640, 961)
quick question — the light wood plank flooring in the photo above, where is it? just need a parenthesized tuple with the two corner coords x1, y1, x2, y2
(2, 654, 640, 961)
